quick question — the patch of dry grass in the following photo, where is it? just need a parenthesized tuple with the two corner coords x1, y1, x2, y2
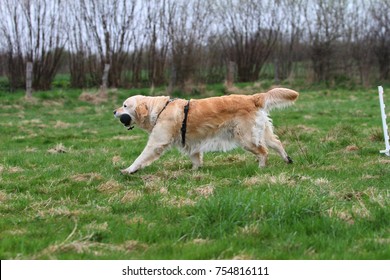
(232, 253, 254, 260)
(191, 238, 211, 245)
(125, 216, 145, 225)
(47, 143, 67, 154)
(0, 190, 7, 202)
(236, 223, 260, 236)
(71, 173, 103, 182)
(84, 221, 109, 232)
(97, 180, 123, 194)
(327, 208, 355, 225)
(190, 184, 214, 198)
(112, 135, 142, 141)
(79, 89, 108, 105)
(162, 197, 196, 207)
(121, 190, 142, 203)
(345, 145, 359, 152)
(35, 237, 148, 259)
(112, 155, 123, 165)
(37, 206, 85, 218)
(243, 173, 296, 187)
(7, 166, 24, 173)
(54, 121, 71, 129)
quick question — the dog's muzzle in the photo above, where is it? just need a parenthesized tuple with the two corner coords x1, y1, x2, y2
(114, 111, 134, 130)
(120, 114, 132, 126)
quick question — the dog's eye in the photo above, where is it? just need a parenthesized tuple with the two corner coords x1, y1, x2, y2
(123, 104, 127, 108)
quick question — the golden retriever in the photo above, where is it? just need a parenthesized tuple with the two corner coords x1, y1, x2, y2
(114, 88, 299, 174)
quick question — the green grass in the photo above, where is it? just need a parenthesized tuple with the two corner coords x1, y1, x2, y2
(0, 86, 389, 260)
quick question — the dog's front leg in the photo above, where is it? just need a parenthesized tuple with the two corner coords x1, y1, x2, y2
(121, 142, 169, 174)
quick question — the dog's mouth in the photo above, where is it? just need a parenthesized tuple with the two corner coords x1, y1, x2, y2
(119, 114, 134, 130)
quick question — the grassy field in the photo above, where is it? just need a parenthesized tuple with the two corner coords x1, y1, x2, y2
(0, 85, 389, 260)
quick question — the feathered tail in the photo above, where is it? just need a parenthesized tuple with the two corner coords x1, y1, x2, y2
(253, 88, 299, 112)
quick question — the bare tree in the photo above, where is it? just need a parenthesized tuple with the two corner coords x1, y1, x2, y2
(345, 0, 374, 86)
(216, 0, 281, 83)
(304, 0, 349, 83)
(68, 1, 87, 88)
(143, 0, 172, 89)
(0, 0, 67, 90)
(275, 0, 306, 81)
(370, 0, 390, 81)
(165, 0, 214, 92)
(76, 0, 138, 87)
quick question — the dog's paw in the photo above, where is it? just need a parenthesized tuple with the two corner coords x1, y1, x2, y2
(120, 167, 138, 175)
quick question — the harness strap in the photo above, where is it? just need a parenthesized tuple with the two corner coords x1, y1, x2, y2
(155, 98, 173, 122)
(181, 100, 190, 146)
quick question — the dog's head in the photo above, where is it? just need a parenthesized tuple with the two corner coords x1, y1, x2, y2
(113, 95, 169, 131)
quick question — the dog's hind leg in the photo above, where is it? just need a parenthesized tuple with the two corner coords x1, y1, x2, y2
(190, 152, 203, 170)
(246, 144, 269, 168)
(264, 125, 293, 164)
(235, 130, 269, 168)
(239, 142, 269, 167)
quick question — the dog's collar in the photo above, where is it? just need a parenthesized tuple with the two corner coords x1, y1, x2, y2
(181, 100, 190, 147)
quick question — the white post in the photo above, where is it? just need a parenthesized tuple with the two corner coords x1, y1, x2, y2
(101, 63, 110, 90)
(26, 62, 33, 98)
(378, 86, 390, 156)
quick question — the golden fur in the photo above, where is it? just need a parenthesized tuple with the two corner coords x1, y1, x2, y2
(114, 88, 299, 174)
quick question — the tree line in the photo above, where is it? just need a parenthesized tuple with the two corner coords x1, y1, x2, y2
(0, 0, 389, 92)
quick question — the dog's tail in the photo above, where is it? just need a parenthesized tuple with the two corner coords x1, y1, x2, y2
(254, 88, 299, 112)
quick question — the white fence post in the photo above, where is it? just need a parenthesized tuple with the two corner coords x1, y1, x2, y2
(378, 86, 390, 156)
(26, 62, 33, 98)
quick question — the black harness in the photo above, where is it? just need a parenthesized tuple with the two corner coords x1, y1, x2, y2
(156, 99, 173, 121)
(155, 98, 190, 147)
(181, 101, 190, 146)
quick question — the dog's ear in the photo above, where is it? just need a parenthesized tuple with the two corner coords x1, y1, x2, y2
(135, 102, 148, 123)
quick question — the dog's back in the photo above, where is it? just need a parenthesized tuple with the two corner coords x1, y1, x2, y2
(184, 88, 299, 153)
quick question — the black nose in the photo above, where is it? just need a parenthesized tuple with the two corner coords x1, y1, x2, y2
(113, 110, 116, 115)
